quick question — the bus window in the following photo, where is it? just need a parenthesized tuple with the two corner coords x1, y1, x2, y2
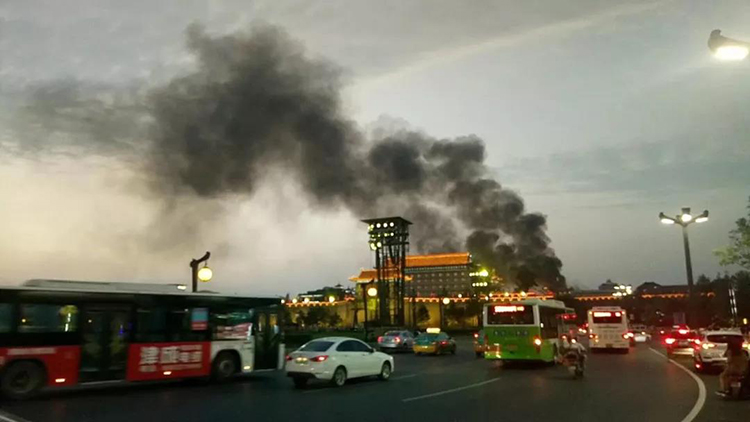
(19, 304, 78, 333)
(592, 311, 624, 324)
(538, 307, 563, 339)
(486, 305, 534, 325)
(167, 308, 206, 342)
(135, 308, 167, 342)
(212, 309, 254, 340)
(0, 304, 12, 332)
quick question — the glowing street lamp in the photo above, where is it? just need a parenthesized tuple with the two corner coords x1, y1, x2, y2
(189, 251, 211, 293)
(197, 266, 213, 282)
(658, 207, 709, 325)
(328, 296, 336, 303)
(367, 287, 378, 297)
(708, 29, 750, 61)
(442, 297, 450, 305)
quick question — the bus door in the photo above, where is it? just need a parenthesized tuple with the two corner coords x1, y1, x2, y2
(253, 308, 281, 370)
(79, 305, 132, 382)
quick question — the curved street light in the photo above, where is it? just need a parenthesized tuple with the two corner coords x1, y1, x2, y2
(708, 29, 750, 61)
(658, 207, 709, 325)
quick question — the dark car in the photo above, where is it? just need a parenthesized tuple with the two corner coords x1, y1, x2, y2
(664, 328, 700, 357)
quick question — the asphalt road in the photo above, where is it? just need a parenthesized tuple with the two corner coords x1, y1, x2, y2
(0, 337, 745, 422)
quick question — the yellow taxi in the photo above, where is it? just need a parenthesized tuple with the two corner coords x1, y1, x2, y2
(413, 328, 457, 355)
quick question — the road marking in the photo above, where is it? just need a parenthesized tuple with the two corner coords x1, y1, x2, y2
(401, 378, 500, 403)
(649, 348, 706, 422)
(0, 410, 31, 422)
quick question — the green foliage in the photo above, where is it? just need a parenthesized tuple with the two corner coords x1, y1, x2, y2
(326, 312, 343, 328)
(444, 303, 467, 327)
(715, 197, 750, 270)
(416, 305, 430, 324)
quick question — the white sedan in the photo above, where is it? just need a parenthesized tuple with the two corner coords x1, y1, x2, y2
(285, 337, 394, 388)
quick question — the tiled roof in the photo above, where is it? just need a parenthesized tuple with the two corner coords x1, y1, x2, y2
(406, 252, 470, 268)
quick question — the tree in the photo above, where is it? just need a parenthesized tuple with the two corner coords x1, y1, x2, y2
(444, 303, 467, 327)
(715, 197, 750, 270)
(302, 307, 329, 327)
(326, 312, 343, 328)
(416, 305, 430, 325)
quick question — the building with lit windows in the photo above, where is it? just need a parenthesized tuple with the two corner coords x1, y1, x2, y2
(350, 252, 473, 297)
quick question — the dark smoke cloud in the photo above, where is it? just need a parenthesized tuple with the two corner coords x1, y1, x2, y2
(9, 23, 565, 291)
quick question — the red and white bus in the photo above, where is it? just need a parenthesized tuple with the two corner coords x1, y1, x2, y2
(0, 280, 284, 399)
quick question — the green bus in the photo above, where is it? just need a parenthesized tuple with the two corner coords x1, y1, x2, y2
(482, 299, 574, 363)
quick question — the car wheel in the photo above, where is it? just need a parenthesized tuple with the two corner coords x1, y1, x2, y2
(211, 352, 239, 382)
(378, 362, 392, 381)
(451, 347, 456, 355)
(293, 377, 308, 389)
(331, 366, 347, 387)
(0, 361, 46, 400)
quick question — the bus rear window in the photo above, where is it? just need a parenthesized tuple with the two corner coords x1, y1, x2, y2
(592, 316, 623, 324)
(487, 305, 534, 325)
(591, 312, 623, 324)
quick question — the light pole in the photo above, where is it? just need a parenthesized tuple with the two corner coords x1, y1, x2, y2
(708, 29, 750, 61)
(190, 251, 212, 293)
(440, 297, 450, 330)
(659, 207, 709, 325)
(364, 285, 377, 341)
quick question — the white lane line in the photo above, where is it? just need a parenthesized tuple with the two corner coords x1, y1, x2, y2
(0, 410, 31, 422)
(649, 347, 706, 422)
(401, 378, 500, 403)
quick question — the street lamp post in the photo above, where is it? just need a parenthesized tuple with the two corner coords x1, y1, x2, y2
(190, 251, 211, 293)
(708, 29, 750, 61)
(363, 285, 377, 341)
(658, 207, 709, 325)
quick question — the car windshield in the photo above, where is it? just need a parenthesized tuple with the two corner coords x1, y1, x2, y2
(416, 334, 438, 342)
(670, 331, 698, 339)
(707, 334, 744, 344)
(298, 341, 333, 352)
(384, 331, 402, 337)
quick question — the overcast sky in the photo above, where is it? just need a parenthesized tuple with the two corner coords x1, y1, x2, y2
(1, 0, 749, 295)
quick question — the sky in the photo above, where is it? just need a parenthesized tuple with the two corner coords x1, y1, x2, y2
(1, 0, 749, 295)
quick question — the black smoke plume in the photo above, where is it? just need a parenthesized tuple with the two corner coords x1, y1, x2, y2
(12, 23, 565, 291)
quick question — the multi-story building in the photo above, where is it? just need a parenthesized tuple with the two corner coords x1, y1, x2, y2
(350, 252, 473, 297)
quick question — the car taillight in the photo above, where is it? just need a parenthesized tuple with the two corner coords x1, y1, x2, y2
(394, 337, 401, 343)
(440, 341, 448, 345)
(285, 355, 293, 361)
(378, 336, 383, 343)
(622, 334, 629, 340)
(665, 338, 676, 345)
(311, 355, 328, 362)
(701, 343, 716, 350)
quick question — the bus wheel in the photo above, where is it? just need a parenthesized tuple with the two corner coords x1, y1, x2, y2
(211, 352, 239, 382)
(1, 361, 45, 400)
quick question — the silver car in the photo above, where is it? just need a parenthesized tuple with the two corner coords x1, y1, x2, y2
(377, 330, 415, 352)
